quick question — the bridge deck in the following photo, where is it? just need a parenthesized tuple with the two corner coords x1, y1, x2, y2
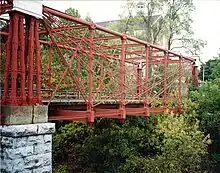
(46, 99, 181, 122)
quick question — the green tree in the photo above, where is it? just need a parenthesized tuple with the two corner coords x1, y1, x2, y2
(189, 78, 220, 170)
(53, 115, 209, 173)
(62, 8, 81, 25)
(199, 52, 220, 81)
(109, 0, 206, 55)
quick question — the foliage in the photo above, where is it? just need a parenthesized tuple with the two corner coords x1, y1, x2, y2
(53, 114, 209, 173)
(188, 78, 220, 169)
(198, 54, 220, 81)
(61, 8, 81, 25)
(109, 0, 206, 55)
(53, 123, 94, 172)
(144, 114, 210, 173)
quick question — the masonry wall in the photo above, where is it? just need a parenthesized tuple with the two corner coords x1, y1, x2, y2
(0, 123, 55, 173)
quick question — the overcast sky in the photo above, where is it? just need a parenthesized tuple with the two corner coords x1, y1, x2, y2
(42, 0, 220, 62)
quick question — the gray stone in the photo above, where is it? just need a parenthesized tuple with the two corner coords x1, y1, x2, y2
(3, 146, 33, 159)
(38, 123, 55, 134)
(27, 135, 44, 146)
(20, 169, 33, 173)
(42, 153, 51, 166)
(1, 159, 14, 172)
(34, 143, 51, 155)
(24, 154, 44, 169)
(1, 158, 24, 172)
(1, 123, 54, 173)
(14, 136, 28, 148)
(32, 165, 52, 173)
(1, 124, 38, 137)
(1, 106, 33, 125)
(1, 137, 14, 148)
(12, 158, 25, 172)
(43, 135, 52, 144)
(33, 106, 48, 124)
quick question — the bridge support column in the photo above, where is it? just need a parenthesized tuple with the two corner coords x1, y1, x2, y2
(1, 105, 55, 173)
(1, 105, 48, 125)
(0, 2, 55, 173)
(2, 12, 42, 106)
(0, 123, 55, 173)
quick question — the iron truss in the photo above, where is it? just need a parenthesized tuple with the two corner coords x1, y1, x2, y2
(0, 1, 198, 123)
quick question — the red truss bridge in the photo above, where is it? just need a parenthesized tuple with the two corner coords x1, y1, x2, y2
(0, 0, 198, 123)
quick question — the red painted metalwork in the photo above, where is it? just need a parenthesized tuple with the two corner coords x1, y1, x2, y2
(119, 36, 126, 120)
(136, 63, 142, 99)
(163, 52, 168, 106)
(87, 27, 95, 123)
(48, 44, 52, 89)
(178, 57, 182, 107)
(1, 11, 42, 106)
(35, 20, 42, 103)
(19, 14, 26, 104)
(192, 63, 198, 87)
(144, 45, 150, 116)
(0, 0, 13, 15)
(0, 4, 198, 123)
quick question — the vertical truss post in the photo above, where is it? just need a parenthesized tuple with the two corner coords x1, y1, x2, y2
(192, 62, 195, 85)
(27, 18, 35, 104)
(136, 62, 142, 99)
(98, 57, 104, 92)
(192, 62, 198, 87)
(194, 66, 198, 87)
(35, 19, 42, 103)
(178, 56, 182, 109)
(48, 44, 52, 89)
(10, 13, 19, 105)
(119, 35, 126, 120)
(2, 12, 42, 106)
(77, 49, 81, 83)
(163, 51, 168, 106)
(87, 24, 95, 123)
(24, 18, 29, 71)
(2, 14, 13, 104)
(19, 14, 26, 105)
(144, 45, 150, 116)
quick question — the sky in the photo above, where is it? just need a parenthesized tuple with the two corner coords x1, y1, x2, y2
(42, 0, 220, 62)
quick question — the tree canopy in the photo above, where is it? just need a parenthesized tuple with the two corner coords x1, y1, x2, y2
(199, 53, 220, 81)
(108, 0, 206, 55)
(53, 115, 210, 173)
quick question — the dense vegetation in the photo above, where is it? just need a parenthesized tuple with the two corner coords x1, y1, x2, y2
(53, 115, 210, 173)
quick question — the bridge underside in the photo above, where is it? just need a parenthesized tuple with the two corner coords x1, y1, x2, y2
(0, 1, 198, 123)
(46, 101, 181, 122)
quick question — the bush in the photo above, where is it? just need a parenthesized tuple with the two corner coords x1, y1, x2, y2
(53, 114, 209, 173)
(189, 79, 220, 163)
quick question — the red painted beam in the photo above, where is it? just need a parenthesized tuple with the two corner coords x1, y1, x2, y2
(42, 5, 195, 63)
(39, 25, 88, 34)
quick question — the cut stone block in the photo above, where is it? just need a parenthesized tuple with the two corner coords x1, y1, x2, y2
(1, 106, 33, 125)
(33, 105, 48, 123)
(1, 123, 54, 173)
(1, 105, 49, 125)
